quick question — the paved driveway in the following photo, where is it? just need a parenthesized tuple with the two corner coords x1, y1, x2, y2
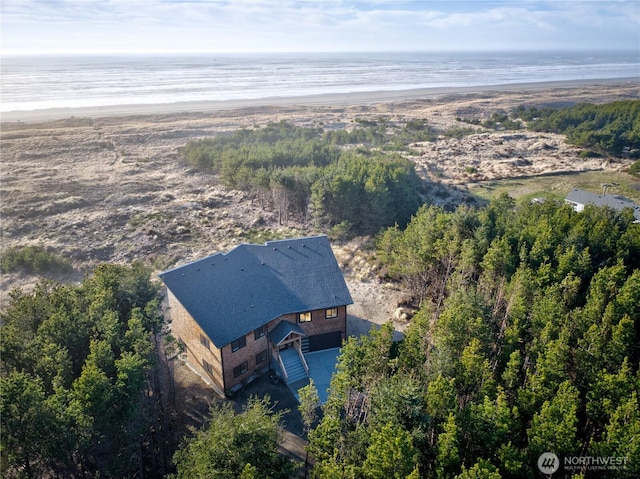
(289, 347, 341, 404)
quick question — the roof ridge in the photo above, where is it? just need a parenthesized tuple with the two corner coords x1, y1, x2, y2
(160, 235, 330, 276)
(159, 235, 352, 348)
(263, 235, 327, 247)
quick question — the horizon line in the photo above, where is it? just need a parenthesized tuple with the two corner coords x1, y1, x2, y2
(3, 47, 639, 56)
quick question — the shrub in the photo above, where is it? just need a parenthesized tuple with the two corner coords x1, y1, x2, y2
(443, 127, 476, 139)
(0, 245, 73, 274)
(483, 113, 522, 130)
(579, 150, 602, 159)
(456, 117, 482, 126)
(328, 220, 353, 240)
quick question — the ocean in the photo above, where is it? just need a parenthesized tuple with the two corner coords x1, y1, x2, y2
(1, 51, 638, 113)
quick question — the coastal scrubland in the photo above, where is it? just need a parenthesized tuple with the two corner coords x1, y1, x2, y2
(2, 83, 638, 294)
(1, 83, 640, 478)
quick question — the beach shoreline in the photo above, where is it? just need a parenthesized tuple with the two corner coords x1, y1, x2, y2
(2, 77, 637, 123)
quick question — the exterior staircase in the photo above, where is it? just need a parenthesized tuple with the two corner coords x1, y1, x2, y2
(279, 348, 308, 385)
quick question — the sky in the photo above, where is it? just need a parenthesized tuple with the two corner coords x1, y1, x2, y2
(1, 0, 639, 54)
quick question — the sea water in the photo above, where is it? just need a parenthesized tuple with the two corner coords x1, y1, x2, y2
(1, 51, 638, 112)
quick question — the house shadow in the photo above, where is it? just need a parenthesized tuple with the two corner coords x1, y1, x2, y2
(229, 371, 305, 436)
(171, 353, 308, 465)
(228, 372, 309, 464)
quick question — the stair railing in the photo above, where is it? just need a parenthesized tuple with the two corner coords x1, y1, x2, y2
(294, 343, 310, 375)
(276, 351, 289, 382)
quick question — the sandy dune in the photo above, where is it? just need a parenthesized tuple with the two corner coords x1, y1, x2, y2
(1, 81, 638, 322)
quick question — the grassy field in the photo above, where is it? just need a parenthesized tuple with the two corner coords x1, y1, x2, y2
(468, 170, 640, 204)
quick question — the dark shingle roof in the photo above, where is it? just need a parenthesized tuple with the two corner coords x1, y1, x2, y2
(160, 236, 353, 348)
(566, 189, 640, 222)
(268, 320, 307, 346)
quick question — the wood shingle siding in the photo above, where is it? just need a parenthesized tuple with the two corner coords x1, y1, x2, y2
(161, 236, 352, 395)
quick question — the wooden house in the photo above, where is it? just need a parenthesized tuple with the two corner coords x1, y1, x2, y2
(160, 236, 353, 396)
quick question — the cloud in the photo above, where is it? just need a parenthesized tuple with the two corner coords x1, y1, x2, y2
(1, 0, 638, 53)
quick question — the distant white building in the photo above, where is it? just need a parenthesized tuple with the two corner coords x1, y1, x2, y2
(565, 188, 640, 223)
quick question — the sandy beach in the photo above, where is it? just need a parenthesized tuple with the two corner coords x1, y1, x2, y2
(1, 80, 639, 324)
(2, 78, 637, 123)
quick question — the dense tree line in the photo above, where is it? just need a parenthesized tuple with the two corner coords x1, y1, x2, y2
(515, 100, 640, 157)
(1, 263, 170, 478)
(305, 196, 640, 478)
(182, 121, 424, 236)
(311, 152, 422, 235)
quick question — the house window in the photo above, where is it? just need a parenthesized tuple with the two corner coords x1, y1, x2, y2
(255, 349, 268, 365)
(298, 311, 312, 323)
(231, 336, 246, 352)
(254, 325, 267, 340)
(233, 361, 248, 378)
(203, 359, 213, 376)
(325, 308, 338, 319)
(200, 334, 210, 349)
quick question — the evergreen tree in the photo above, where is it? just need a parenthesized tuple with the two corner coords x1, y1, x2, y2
(172, 397, 296, 479)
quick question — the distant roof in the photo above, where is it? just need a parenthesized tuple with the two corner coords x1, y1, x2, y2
(566, 189, 640, 222)
(160, 236, 353, 348)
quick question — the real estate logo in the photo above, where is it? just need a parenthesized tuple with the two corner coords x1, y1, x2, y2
(537, 452, 628, 476)
(563, 455, 628, 472)
(538, 452, 560, 475)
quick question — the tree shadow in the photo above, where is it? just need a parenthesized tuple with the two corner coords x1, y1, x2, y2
(229, 374, 304, 437)
(347, 314, 405, 341)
